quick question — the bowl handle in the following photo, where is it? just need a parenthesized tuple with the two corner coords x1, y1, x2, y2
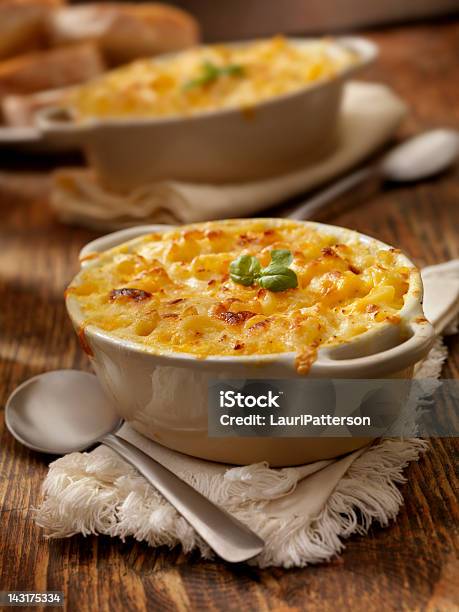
(35, 106, 89, 148)
(79, 225, 173, 268)
(312, 319, 436, 378)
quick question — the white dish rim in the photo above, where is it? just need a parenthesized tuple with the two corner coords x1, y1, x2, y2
(67, 218, 435, 377)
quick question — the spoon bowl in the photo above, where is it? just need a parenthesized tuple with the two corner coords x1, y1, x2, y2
(381, 129, 459, 182)
(6, 370, 122, 454)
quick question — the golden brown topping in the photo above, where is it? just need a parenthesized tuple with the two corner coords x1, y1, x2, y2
(321, 246, 339, 258)
(215, 308, 256, 325)
(110, 288, 152, 302)
(237, 233, 257, 245)
(206, 230, 223, 240)
(247, 319, 270, 333)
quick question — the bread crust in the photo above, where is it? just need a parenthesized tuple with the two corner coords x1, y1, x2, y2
(0, 0, 66, 59)
(0, 43, 105, 98)
(47, 3, 200, 64)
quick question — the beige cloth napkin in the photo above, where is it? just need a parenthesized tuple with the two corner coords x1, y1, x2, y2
(34, 261, 459, 568)
(51, 82, 407, 230)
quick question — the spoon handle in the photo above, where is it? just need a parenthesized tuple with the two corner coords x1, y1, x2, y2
(101, 433, 264, 563)
(287, 165, 377, 220)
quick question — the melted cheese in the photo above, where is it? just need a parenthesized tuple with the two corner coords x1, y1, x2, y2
(70, 36, 356, 120)
(68, 219, 413, 363)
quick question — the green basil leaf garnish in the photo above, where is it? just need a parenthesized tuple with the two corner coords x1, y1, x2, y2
(270, 249, 293, 267)
(229, 254, 261, 286)
(184, 61, 245, 91)
(229, 250, 298, 292)
(221, 64, 245, 77)
(258, 267, 298, 292)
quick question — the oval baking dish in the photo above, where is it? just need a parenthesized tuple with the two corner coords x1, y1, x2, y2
(66, 220, 434, 466)
(37, 36, 378, 192)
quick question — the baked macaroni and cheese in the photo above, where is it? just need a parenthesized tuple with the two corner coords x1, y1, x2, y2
(70, 36, 356, 120)
(68, 219, 413, 372)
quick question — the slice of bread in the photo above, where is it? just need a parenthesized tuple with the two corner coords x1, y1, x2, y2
(47, 3, 200, 65)
(0, 0, 64, 60)
(0, 43, 105, 99)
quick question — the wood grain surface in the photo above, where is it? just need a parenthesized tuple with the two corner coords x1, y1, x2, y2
(0, 19, 458, 612)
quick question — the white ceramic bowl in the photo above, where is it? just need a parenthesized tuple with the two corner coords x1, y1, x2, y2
(66, 221, 435, 466)
(37, 37, 377, 192)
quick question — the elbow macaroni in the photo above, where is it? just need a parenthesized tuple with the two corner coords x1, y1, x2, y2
(68, 219, 413, 364)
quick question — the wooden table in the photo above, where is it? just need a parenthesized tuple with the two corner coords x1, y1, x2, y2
(0, 20, 458, 612)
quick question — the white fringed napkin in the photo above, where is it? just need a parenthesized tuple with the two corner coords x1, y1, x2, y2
(34, 261, 459, 567)
(50, 82, 407, 230)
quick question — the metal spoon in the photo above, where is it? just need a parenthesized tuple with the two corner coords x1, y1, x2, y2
(5, 370, 264, 563)
(288, 129, 459, 220)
